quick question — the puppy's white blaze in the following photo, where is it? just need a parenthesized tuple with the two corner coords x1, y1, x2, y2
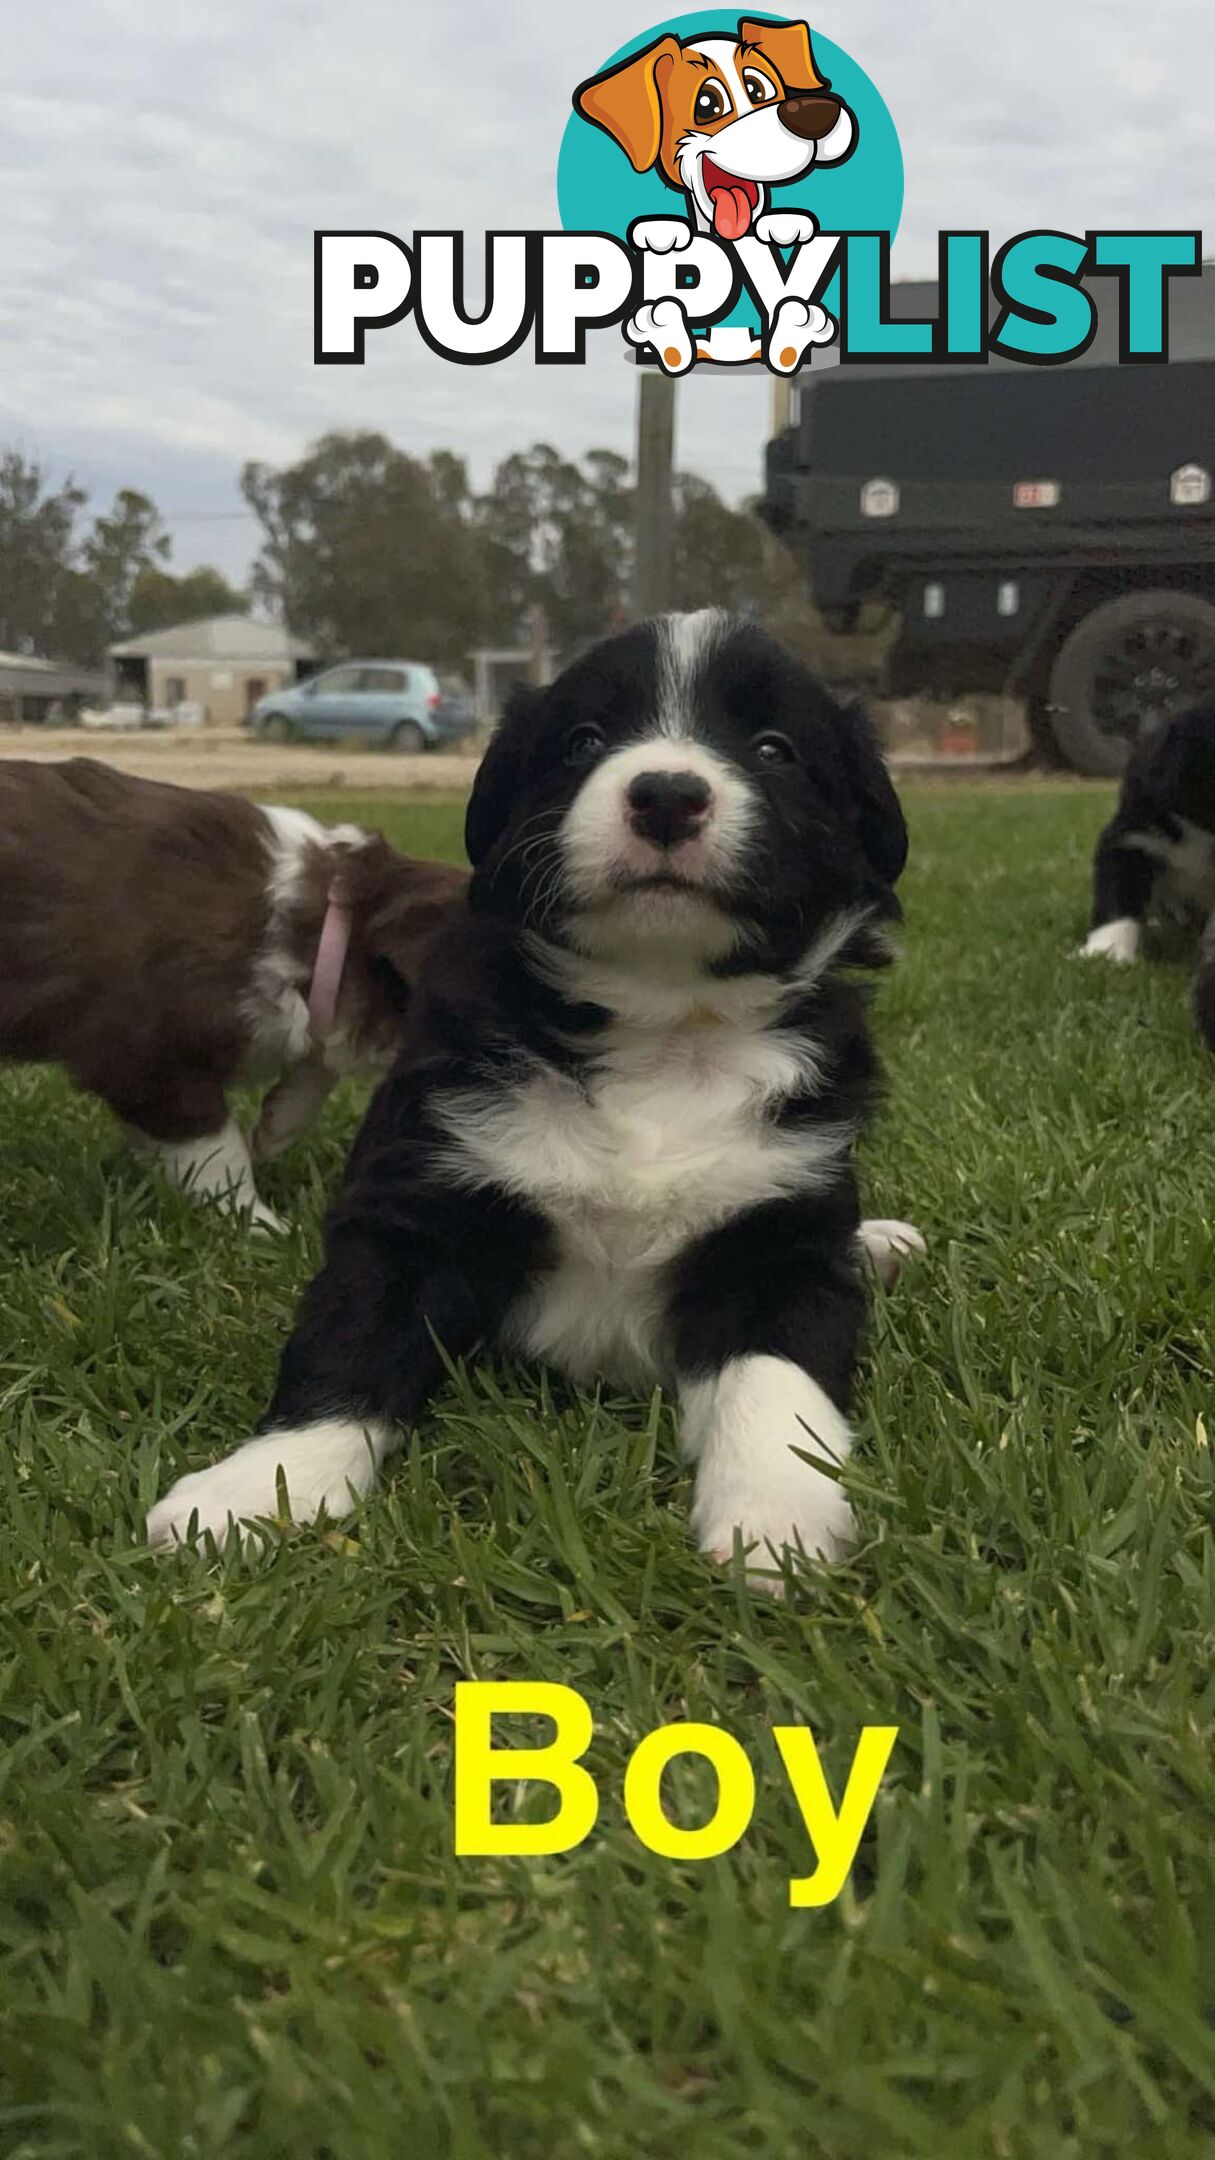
(656, 608, 727, 737)
(681, 1355, 856, 1585)
(1078, 918, 1142, 963)
(146, 1417, 393, 1552)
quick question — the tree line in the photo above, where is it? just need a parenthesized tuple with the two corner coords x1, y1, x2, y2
(1, 432, 820, 672)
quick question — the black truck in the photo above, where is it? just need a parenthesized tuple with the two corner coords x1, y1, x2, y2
(761, 266, 1215, 774)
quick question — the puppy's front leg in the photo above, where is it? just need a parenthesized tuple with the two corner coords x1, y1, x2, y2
(252, 1052, 336, 1163)
(147, 1199, 520, 1552)
(1077, 823, 1155, 961)
(670, 1201, 867, 1592)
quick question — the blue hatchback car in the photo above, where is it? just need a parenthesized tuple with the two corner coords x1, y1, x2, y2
(250, 660, 477, 752)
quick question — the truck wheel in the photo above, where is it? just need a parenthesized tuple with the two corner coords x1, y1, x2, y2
(1047, 590, 1215, 777)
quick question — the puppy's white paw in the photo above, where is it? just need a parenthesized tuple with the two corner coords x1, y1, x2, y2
(683, 1357, 856, 1595)
(695, 1474, 855, 1595)
(755, 209, 819, 248)
(1076, 918, 1142, 963)
(629, 216, 693, 253)
(249, 1199, 289, 1235)
(857, 1218, 927, 1291)
(626, 298, 694, 374)
(146, 1418, 388, 1553)
(767, 294, 836, 374)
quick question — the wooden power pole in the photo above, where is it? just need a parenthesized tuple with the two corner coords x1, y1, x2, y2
(631, 368, 677, 619)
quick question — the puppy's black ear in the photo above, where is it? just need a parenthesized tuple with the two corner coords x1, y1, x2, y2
(837, 700, 908, 886)
(464, 682, 544, 867)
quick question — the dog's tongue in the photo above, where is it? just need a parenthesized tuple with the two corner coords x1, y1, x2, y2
(710, 184, 753, 240)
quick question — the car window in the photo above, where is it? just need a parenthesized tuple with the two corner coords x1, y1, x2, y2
(315, 666, 363, 693)
(358, 667, 407, 693)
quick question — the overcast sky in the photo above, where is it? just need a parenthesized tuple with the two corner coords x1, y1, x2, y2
(1, 0, 1207, 585)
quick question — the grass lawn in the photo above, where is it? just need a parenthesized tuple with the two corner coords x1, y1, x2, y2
(1, 782, 1212, 2158)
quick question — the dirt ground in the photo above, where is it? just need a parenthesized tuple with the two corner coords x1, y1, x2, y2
(0, 725, 481, 794)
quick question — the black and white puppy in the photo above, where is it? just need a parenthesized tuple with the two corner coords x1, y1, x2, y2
(1078, 697, 1215, 1044)
(148, 612, 918, 1585)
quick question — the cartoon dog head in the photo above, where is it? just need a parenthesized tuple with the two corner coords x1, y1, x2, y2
(574, 17, 855, 240)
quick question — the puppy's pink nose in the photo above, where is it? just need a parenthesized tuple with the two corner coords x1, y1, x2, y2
(626, 770, 712, 849)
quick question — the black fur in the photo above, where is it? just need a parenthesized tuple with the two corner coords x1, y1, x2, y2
(1085, 697, 1215, 1045)
(258, 617, 907, 1531)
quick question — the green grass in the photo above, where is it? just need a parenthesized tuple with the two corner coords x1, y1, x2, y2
(1, 783, 1213, 2159)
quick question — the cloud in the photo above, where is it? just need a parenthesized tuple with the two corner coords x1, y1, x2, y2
(0, 0, 1205, 584)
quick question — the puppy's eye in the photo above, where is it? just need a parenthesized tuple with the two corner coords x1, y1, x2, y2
(752, 731, 797, 766)
(743, 69, 777, 105)
(566, 724, 606, 766)
(694, 81, 730, 124)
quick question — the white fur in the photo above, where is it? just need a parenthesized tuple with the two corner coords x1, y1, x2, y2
(135, 1115, 284, 1233)
(657, 608, 726, 738)
(625, 297, 694, 375)
(146, 1417, 394, 1551)
(767, 294, 835, 373)
(755, 209, 818, 248)
(434, 989, 853, 1390)
(681, 1355, 855, 1589)
(558, 715, 755, 973)
(630, 217, 693, 253)
(857, 1218, 926, 1289)
(246, 805, 368, 1081)
(1078, 917, 1142, 963)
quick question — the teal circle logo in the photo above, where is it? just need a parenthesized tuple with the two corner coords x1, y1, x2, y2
(558, 12, 902, 248)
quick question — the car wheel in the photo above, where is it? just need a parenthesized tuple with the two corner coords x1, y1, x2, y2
(388, 720, 427, 754)
(1047, 590, 1215, 777)
(258, 713, 293, 743)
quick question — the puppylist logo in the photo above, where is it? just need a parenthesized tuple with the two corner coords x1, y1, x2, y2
(314, 11, 1202, 376)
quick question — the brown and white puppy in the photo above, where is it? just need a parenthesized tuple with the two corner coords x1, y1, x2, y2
(575, 17, 854, 240)
(0, 759, 466, 1228)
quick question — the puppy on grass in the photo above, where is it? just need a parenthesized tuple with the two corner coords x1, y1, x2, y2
(149, 613, 922, 1588)
(1077, 697, 1215, 1047)
(0, 758, 466, 1229)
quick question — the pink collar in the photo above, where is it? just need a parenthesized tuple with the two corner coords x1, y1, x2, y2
(308, 884, 353, 1043)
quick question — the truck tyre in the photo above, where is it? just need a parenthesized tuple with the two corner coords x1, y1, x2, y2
(1047, 590, 1215, 777)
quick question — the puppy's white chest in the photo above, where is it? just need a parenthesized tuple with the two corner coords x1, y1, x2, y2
(438, 1021, 843, 1387)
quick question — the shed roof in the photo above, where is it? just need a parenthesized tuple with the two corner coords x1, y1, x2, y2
(108, 614, 312, 661)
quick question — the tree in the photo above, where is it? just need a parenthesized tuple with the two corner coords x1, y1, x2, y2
(670, 472, 781, 617)
(78, 489, 170, 644)
(127, 564, 248, 634)
(242, 433, 488, 663)
(474, 443, 634, 655)
(0, 454, 86, 657)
